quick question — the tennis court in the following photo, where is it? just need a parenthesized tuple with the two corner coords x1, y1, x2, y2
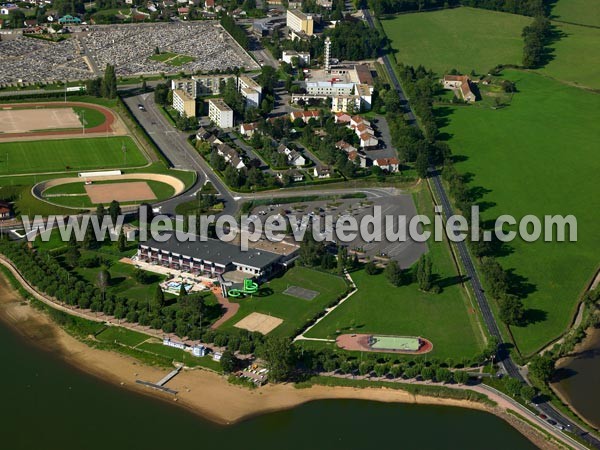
(370, 335, 421, 351)
(283, 285, 319, 301)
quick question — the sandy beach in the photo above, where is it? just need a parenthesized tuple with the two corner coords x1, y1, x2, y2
(0, 273, 563, 449)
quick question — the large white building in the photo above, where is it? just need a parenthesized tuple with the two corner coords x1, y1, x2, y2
(286, 9, 314, 36)
(208, 98, 234, 129)
(172, 89, 196, 117)
(282, 50, 310, 66)
(237, 75, 262, 108)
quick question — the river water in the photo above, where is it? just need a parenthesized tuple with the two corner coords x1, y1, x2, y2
(553, 326, 600, 430)
(0, 306, 538, 450)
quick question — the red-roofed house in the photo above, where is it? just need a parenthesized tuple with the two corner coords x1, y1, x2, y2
(442, 75, 476, 103)
(240, 122, 258, 137)
(290, 110, 320, 124)
(0, 201, 13, 220)
(334, 111, 351, 124)
(374, 157, 399, 173)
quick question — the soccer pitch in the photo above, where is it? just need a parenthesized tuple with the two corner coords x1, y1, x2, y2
(0, 136, 147, 175)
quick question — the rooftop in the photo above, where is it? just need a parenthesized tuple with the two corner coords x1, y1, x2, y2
(141, 236, 282, 269)
(208, 98, 233, 112)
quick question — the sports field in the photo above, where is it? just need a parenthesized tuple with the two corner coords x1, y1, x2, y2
(437, 70, 600, 355)
(0, 136, 147, 174)
(220, 266, 349, 338)
(538, 21, 600, 90)
(551, 0, 600, 27)
(381, 7, 531, 75)
(305, 186, 485, 360)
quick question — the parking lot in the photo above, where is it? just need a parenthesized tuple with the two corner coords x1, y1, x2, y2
(250, 194, 427, 267)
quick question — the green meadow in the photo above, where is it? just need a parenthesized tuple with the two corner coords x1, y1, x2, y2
(551, 0, 600, 27)
(437, 69, 600, 355)
(381, 7, 531, 75)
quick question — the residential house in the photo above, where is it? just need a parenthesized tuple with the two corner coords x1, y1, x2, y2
(347, 150, 367, 168)
(240, 122, 258, 137)
(290, 110, 320, 124)
(277, 169, 304, 183)
(217, 144, 245, 170)
(442, 75, 476, 103)
(0, 201, 12, 220)
(0, 4, 18, 15)
(374, 157, 400, 173)
(334, 111, 351, 124)
(277, 144, 306, 166)
(313, 166, 332, 179)
(196, 126, 212, 141)
(237, 75, 262, 108)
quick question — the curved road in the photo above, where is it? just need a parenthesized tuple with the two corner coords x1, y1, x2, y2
(362, 7, 600, 449)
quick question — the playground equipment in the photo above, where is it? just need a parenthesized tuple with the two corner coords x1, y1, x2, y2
(227, 278, 259, 298)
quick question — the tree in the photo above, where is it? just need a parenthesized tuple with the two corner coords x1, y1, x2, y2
(109, 200, 121, 224)
(220, 350, 238, 373)
(152, 285, 165, 312)
(415, 149, 429, 178)
(96, 204, 106, 220)
(117, 230, 126, 252)
(520, 385, 536, 402)
(416, 254, 433, 292)
(96, 269, 111, 300)
(499, 295, 525, 326)
(529, 355, 554, 383)
(420, 366, 435, 380)
(9, 10, 26, 29)
(365, 260, 378, 275)
(505, 377, 523, 397)
(101, 64, 117, 99)
(454, 370, 469, 385)
(179, 283, 187, 297)
(154, 83, 169, 106)
(384, 260, 405, 287)
(65, 244, 81, 268)
(435, 367, 453, 384)
(261, 337, 294, 382)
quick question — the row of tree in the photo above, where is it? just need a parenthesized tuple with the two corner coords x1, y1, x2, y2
(220, 15, 249, 50)
(85, 64, 118, 99)
(522, 16, 551, 69)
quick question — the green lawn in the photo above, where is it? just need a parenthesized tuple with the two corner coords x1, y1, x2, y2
(304, 187, 484, 360)
(0, 136, 147, 175)
(537, 21, 600, 90)
(436, 70, 600, 355)
(149, 52, 195, 66)
(43, 179, 176, 208)
(73, 106, 107, 128)
(381, 7, 531, 75)
(220, 266, 349, 338)
(551, 0, 600, 27)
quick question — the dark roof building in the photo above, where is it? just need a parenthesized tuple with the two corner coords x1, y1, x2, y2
(138, 236, 283, 278)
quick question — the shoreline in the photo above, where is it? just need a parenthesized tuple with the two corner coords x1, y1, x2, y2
(552, 326, 600, 432)
(0, 272, 562, 449)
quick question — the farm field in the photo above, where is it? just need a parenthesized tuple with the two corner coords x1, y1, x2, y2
(305, 186, 485, 360)
(220, 266, 349, 338)
(538, 21, 600, 90)
(381, 7, 531, 75)
(0, 136, 146, 175)
(436, 70, 600, 355)
(551, 0, 600, 27)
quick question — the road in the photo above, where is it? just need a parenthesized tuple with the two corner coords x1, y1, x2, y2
(361, 7, 600, 449)
(124, 93, 237, 216)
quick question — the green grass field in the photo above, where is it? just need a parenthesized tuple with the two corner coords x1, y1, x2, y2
(149, 52, 195, 66)
(304, 187, 485, 360)
(43, 179, 176, 208)
(0, 136, 146, 175)
(436, 70, 600, 355)
(381, 7, 531, 75)
(220, 266, 349, 338)
(551, 0, 600, 27)
(72, 106, 107, 128)
(538, 21, 600, 90)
